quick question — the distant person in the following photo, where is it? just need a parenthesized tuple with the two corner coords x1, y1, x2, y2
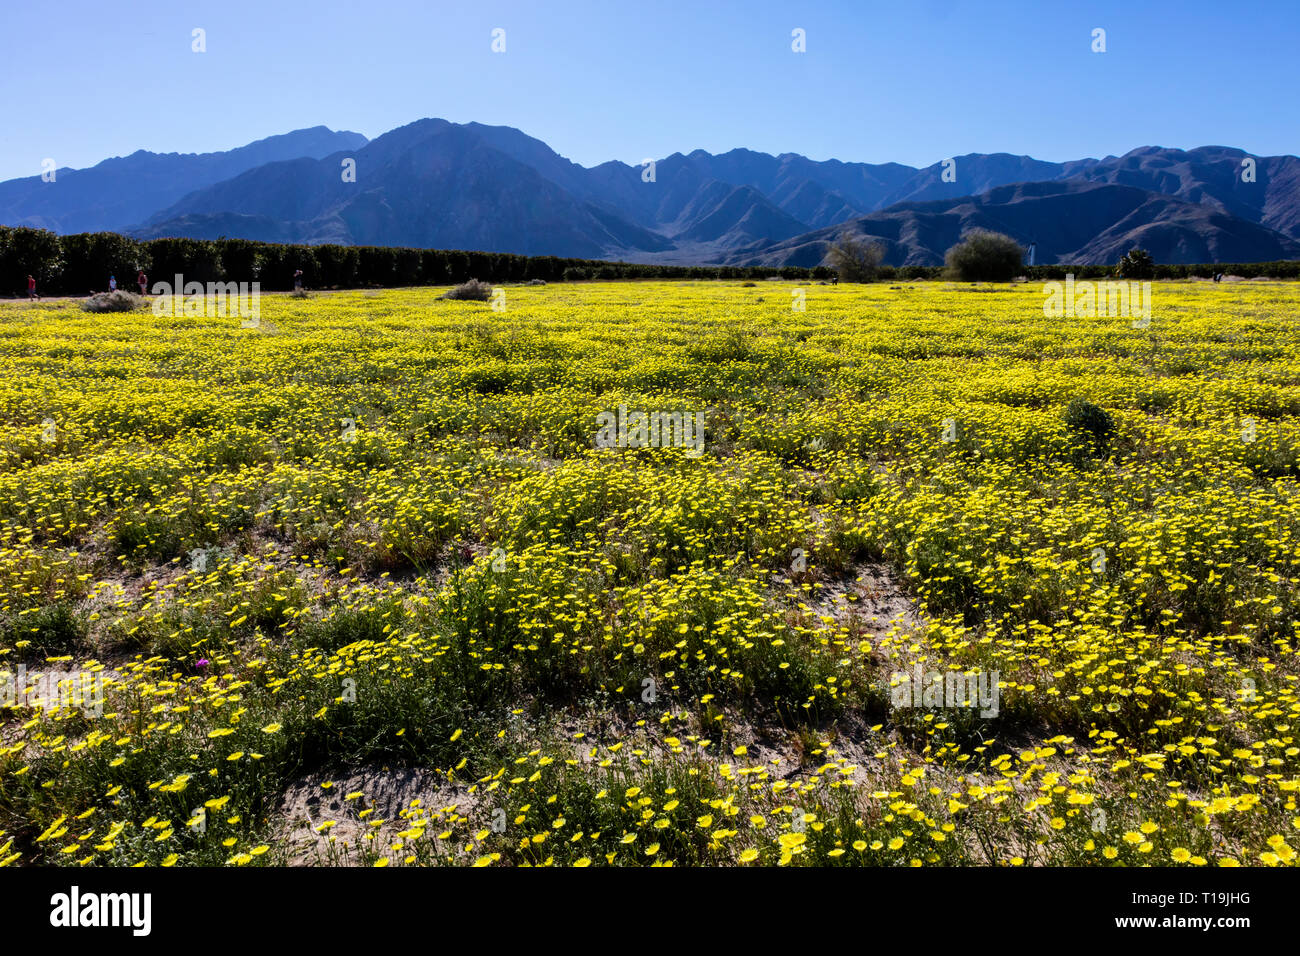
(109, 275, 117, 292)
(293, 269, 304, 291)
(137, 270, 147, 295)
(27, 275, 38, 300)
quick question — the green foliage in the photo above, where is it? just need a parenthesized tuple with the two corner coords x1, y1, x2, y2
(1116, 248, 1156, 280)
(216, 238, 268, 283)
(825, 232, 885, 282)
(4, 224, 1300, 297)
(943, 229, 1025, 282)
(1062, 398, 1114, 457)
(147, 237, 222, 285)
(0, 226, 64, 293)
(58, 232, 149, 294)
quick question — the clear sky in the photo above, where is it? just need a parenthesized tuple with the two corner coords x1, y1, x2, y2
(2, 0, 1296, 181)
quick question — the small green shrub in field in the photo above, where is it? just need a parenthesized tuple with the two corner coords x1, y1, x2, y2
(825, 231, 884, 282)
(1063, 398, 1114, 457)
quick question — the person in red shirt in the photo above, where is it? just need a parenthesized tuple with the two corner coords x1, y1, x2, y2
(137, 270, 147, 295)
(27, 275, 38, 300)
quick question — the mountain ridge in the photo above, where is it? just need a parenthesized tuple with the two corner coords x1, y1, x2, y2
(3, 119, 1297, 266)
(0, 127, 369, 235)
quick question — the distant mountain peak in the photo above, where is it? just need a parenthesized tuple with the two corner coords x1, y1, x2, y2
(2, 122, 1295, 267)
(0, 126, 369, 234)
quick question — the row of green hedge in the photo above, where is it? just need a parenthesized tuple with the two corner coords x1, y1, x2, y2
(2, 225, 1297, 296)
(0, 227, 836, 296)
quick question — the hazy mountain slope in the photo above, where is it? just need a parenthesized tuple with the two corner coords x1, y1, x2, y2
(137, 120, 671, 257)
(0, 127, 367, 234)
(1066, 146, 1300, 240)
(722, 180, 1300, 267)
(876, 153, 1087, 207)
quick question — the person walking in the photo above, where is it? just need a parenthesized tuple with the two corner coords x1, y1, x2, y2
(27, 275, 38, 300)
(137, 269, 147, 295)
(293, 269, 304, 291)
(109, 275, 117, 292)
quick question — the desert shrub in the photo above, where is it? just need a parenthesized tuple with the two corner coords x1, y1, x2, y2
(825, 232, 885, 282)
(290, 289, 312, 299)
(440, 279, 493, 302)
(0, 601, 87, 659)
(82, 290, 143, 313)
(1116, 248, 1156, 280)
(527, 278, 547, 286)
(944, 230, 1025, 282)
(1063, 398, 1114, 457)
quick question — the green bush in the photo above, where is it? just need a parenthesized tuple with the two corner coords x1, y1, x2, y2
(943, 230, 1025, 282)
(1116, 248, 1156, 280)
(825, 232, 885, 282)
(1063, 398, 1114, 457)
(898, 265, 939, 280)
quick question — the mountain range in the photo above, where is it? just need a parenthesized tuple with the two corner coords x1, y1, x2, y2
(2, 119, 1297, 267)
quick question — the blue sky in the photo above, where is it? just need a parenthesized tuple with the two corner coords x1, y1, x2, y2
(1, 0, 1296, 181)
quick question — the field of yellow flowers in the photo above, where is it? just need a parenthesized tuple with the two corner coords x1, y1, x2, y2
(0, 278, 1297, 868)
